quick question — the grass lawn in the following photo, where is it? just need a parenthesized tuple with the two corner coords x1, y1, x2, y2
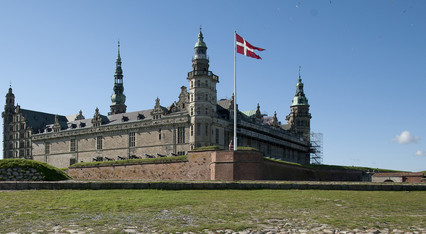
(0, 190, 424, 233)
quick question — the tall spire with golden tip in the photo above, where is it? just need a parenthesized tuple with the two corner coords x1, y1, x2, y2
(110, 41, 127, 115)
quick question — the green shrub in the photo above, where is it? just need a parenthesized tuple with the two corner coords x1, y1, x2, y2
(192, 145, 221, 151)
(192, 146, 259, 152)
(236, 146, 259, 151)
(70, 155, 188, 168)
(0, 159, 71, 181)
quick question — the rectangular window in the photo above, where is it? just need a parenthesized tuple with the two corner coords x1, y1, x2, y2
(215, 128, 219, 144)
(70, 139, 76, 152)
(178, 127, 185, 144)
(158, 129, 162, 141)
(205, 125, 208, 136)
(129, 132, 136, 147)
(45, 142, 50, 154)
(96, 136, 102, 150)
(197, 124, 201, 136)
(190, 125, 194, 136)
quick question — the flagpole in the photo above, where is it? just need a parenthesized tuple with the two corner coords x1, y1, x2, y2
(233, 31, 237, 151)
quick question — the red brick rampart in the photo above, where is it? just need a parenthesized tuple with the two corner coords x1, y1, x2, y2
(67, 150, 374, 182)
(68, 152, 212, 180)
(68, 150, 264, 181)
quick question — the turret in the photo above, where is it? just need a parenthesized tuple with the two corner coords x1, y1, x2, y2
(187, 28, 219, 149)
(286, 67, 311, 141)
(110, 41, 127, 115)
(2, 86, 15, 158)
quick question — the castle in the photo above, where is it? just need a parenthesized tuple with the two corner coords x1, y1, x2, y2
(2, 30, 312, 168)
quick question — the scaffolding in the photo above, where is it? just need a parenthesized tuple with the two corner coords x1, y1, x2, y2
(310, 132, 323, 164)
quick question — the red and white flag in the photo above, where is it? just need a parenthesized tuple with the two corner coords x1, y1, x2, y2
(236, 33, 265, 59)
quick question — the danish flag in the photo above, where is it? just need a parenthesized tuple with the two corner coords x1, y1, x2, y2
(236, 33, 265, 59)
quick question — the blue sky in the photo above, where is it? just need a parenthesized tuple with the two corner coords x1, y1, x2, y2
(1, 0, 425, 172)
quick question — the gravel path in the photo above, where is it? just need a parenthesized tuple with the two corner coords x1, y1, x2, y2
(5, 218, 425, 234)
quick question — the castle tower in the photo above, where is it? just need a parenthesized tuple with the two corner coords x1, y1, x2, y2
(110, 41, 127, 115)
(2, 86, 15, 158)
(187, 29, 219, 148)
(286, 67, 311, 142)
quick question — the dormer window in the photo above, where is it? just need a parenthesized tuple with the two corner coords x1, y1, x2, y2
(79, 122, 86, 128)
(122, 116, 129, 122)
(137, 113, 145, 120)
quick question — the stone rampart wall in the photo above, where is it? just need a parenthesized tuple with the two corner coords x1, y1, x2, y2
(68, 150, 373, 182)
(1, 181, 425, 191)
(0, 167, 44, 181)
(263, 160, 365, 181)
(68, 150, 265, 181)
(68, 152, 213, 180)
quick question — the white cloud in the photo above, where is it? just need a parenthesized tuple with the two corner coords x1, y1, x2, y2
(415, 150, 425, 156)
(393, 130, 420, 144)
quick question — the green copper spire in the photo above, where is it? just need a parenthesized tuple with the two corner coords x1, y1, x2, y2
(194, 27, 207, 49)
(291, 66, 309, 106)
(194, 27, 208, 60)
(110, 41, 127, 115)
(115, 41, 123, 79)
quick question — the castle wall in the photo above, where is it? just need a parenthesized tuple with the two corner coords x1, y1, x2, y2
(66, 150, 375, 182)
(68, 150, 264, 181)
(68, 151, 211, 180)
(262, 159, 364, 181)
(32, 123, 192, 168)
(210, 150, 263, 180)
(371, 173, 424, 183)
